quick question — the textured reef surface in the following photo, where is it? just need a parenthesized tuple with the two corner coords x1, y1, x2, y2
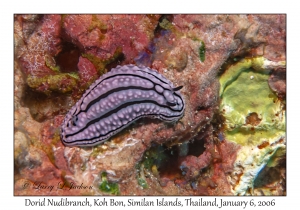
(14, 14, 286, 195)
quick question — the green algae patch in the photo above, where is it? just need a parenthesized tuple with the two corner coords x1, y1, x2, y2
(135, 145, 169, 189)
(199, 41, 205, 62)
(159, 18, 174, 31)
(89, 15, 108, 32)
(142, 145, 167, 170)
(99, 172, 119, 195)
(219, 56, 286, 195)
(82, 46, 123, 76)
(27, 73, 78, 94)
(137, 177, 148, 189)
(88, 15, 107, 41)
(45, 57, 60, 73)
(219, 57, 285, 146)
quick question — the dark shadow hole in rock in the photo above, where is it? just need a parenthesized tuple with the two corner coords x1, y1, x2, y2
(187, 138, 206, 157)
(154, 14, 174, 38)
(139, 142, 183, 179)
(211, 110, 227, 142)
(218, 54, 251, 77)
(21, 85, 70, 122)
(196, 106, 206, 111)
(106, 52, 126, 70)
(217, 57, 238, 77)
(253, 160, 286, 189)
(138, 137, 206, 181)
(55, 42, 80, 73)
(161, 138, 206, 176)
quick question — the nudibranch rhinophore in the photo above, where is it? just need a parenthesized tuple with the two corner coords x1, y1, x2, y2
(61, 65, 185, 146)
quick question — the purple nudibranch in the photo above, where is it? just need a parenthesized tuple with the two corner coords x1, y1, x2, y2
(61, 65, 185, 146)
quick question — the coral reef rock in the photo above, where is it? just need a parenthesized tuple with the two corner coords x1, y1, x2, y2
(14, 14, 286, 195)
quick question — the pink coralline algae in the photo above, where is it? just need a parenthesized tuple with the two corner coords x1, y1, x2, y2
(16, 15, 62, 77)
(15, 14, 160, 95)
(77, 56, 98, 85)
(14, 14, 286, 196)
(63, 15, 159, 63)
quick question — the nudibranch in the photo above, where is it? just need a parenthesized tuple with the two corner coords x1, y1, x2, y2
(61, 65, 185, 146)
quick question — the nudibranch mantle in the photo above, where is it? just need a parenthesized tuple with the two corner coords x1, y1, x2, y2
(61, 64, 185, 146)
